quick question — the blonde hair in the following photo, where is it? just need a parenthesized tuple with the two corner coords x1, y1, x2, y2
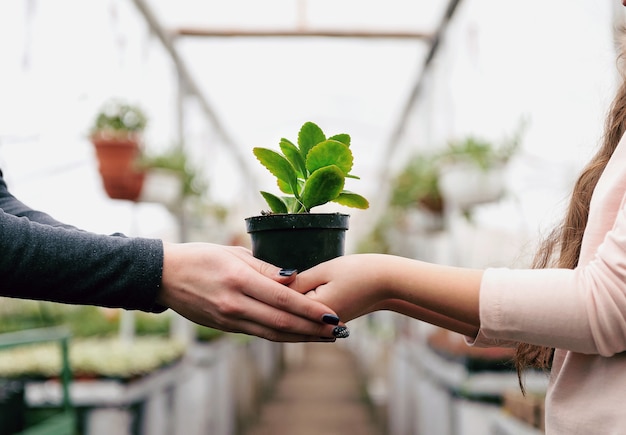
(514, 29, 626, 392)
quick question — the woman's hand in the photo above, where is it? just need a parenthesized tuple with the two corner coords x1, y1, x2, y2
(291, 253, 482, 337)
(289, 254, 390, 322)
(157, 242, 345, 342)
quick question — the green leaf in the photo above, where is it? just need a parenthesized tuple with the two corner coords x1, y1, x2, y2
(260, 191, 288, 213)
(300, 165, 345, 211)
(252, 121, 369, 213)
(277, 178, 306, 196)
(279, 138, 307, 178)
(253, 148, 299, 195)
(283, 196, 302, 213)
(277, 179, 293, 194)
(306, 140, 353, 175)
(298, 122, 326, 160)
(333, 191, 370, 209)
(329, 133, 350, 147)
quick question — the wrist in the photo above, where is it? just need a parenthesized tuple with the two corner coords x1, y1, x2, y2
(157, 242, 179, 308)
(357, 253, 398, 306)
(372, 254, 413, 301)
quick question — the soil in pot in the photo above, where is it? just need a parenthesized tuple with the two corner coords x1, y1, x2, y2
(245, 213, 349, 272)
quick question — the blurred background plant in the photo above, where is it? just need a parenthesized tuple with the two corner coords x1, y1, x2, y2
(89, 99, 148, 136)
(389, 153, 443, 214)
(0, 298, 225, 379)
(0, 336, 186, 380)
(138, 144, 207, 200)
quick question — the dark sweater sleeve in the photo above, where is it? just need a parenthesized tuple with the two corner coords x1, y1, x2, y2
(0, 169, 166, 312)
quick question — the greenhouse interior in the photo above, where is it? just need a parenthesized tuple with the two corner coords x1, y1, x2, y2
(1, 0, 625, 434)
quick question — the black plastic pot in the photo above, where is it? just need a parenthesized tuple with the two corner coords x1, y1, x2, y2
(245, 213, 350, 271)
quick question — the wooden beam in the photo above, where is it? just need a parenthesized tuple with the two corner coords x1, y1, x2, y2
(173, 27, 433, 40)
(129, 0, 257, 188)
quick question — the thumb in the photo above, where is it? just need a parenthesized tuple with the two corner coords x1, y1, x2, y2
(228, 246, 299, 285)
(255, 261, 298, 286)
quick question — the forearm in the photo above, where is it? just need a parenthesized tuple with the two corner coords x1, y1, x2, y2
(379, 255, 482, 329)
(0, 210, 165, 311)
(377, 299, 479, 337)
(295, 253, 482, 334)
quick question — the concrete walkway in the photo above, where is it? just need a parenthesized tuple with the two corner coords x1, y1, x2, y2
(242, 342, 383, 435)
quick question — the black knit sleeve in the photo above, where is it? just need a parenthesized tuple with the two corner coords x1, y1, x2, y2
(0, 210, 166, 312)
(0, 169, 166, 312)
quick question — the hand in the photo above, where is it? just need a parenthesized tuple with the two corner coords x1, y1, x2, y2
(157, 242, 344, 342)
(290, 253, 482, 337)
(290, 254, 388, 322)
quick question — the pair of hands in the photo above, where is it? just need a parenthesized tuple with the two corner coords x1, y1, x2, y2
(158, 244, 482, 342)
(158, 242, 353, 342)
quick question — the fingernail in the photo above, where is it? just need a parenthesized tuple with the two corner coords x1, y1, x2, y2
(322, 314, 340, 325)
(332, 326, 350, 338)
(279, 268, 297, 277)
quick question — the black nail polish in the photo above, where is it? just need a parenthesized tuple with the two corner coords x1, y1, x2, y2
(279, 268, 297, 277)
(332, 326, 350, 338)
(322, 314, 340, 325)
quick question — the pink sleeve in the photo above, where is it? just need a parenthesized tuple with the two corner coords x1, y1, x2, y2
(469, 205, 626, 356)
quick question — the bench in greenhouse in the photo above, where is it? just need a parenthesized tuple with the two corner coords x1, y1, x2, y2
(0, 327, 75, 435)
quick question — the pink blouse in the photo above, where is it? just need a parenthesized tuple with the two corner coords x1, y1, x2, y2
(471, 132, 626, 433)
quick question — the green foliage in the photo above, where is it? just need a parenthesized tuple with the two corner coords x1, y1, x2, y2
(389, 123, 525, 212)
(138, 145, 207, 198)
(0, 299, 169, 337)
(390, 154, 442, 212)
(441, 120, 525, 171)
(195, 326, 224, 342)
(0, 299, 65, 334)
(91, 99, 147, 134)
(0, 337, 186, 380)
(442, 135, 520, 171)
(0, 299, 227, 379)
(253, 121, 369, 213)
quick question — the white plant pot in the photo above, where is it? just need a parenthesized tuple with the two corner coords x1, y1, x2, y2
(439, 163, 505, 209)
(139, 169, 183, 207)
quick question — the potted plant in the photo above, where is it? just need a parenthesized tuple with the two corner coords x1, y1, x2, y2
(89, 99, 148, 201)
(245, 121, 369, 271)
(390, 153, 443, 214)
(438, 133, 521, 210)
(137, 144, 206, 209)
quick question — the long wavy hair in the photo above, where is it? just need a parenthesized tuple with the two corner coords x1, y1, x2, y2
(514, 29, 626, 392)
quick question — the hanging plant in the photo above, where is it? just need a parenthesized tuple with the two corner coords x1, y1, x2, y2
(89, 99, 148, 201)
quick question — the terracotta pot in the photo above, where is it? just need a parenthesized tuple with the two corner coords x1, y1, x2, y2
(419, 193, 445, 214)
(91, 131, 145, 201)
